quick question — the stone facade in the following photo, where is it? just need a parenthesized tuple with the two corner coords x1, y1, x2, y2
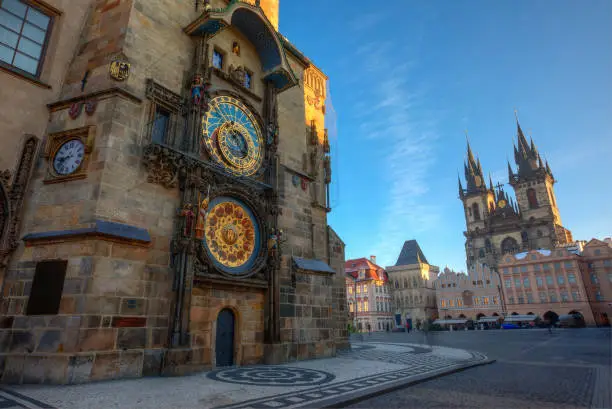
(459, 119, 573, 272)
(345, 256, 394, 332)
(387, 241, 439, 328)
(433, 264, 503, 320)
(0, 0, 347, 384)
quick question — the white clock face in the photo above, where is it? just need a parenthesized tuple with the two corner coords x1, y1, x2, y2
(53, 140, 85, 176)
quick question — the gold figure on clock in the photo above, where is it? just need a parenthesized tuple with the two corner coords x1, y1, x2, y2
(201, 96, 264, 176)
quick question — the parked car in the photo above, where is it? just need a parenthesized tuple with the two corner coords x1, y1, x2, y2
(502, 323, 520, 329)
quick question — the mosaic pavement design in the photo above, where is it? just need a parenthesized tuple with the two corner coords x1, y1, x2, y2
(0, 388, 54, 409)
(213, 344, 488, 409)
(207, 366, 336, 386)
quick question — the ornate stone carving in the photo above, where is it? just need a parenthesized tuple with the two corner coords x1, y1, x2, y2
(142, 144, 181, 189)
(145, 79, 183, 113)
(1, 136, 39, 267)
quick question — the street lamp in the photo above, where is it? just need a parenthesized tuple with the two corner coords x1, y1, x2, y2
(485, 263, 507, 316)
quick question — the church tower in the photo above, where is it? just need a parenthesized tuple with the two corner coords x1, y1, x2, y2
(459, 140, 496, 270)
(459, 140, 496, 233)
(508, 117, 571, 246)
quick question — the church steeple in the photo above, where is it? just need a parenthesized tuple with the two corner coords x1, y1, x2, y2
(463, 136, 486, 194)
(512, 112, 548, 181)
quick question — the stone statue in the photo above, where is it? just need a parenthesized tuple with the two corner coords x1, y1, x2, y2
(194, 197, 209, 240)
(180, 204, 195, 237)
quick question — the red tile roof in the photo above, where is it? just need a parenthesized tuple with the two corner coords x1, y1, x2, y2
(345, 258, 388, 282)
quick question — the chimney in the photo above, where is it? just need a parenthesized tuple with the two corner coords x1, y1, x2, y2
(370, 255, 376, 265)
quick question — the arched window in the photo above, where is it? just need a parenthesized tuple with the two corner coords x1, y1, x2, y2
(472, 203, 481, 220)
(394, 280, 399, 289)
(485, 239, 492, 253)
(501, 237, 519, 254)
(527, 188, 539, 209)
(478, 249, 485, 258)
(403, 278, 408, 288)
(521, 231, 529, 244)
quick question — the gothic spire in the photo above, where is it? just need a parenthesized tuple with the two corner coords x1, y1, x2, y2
(515, 110, 530, 157)
(488, 173, 494, 191)
(507, 160, 514, 183)
(463, 134, 485, 193)
(546, 159, 553, 176)
(458, 172, 464, 199)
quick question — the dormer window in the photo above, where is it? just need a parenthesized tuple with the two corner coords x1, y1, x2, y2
(213, 49, 224, 69)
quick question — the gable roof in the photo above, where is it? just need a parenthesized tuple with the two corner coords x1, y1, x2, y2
(345, 257, 386, 281)
(395, 240, 429, 266)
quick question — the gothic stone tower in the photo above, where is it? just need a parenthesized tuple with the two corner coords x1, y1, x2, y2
(0, 0, 348, 384)
(459, 117, 573, 272)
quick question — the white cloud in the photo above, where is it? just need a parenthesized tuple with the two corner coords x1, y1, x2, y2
(354, 63, 442, 267)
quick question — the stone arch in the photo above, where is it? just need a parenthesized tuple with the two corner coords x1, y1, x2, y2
(459, 314, 466, 318)
(543, 311, 559, 324)
(444, 315, 452, 319)
(186, 3, 298, 91)
(476, 313, 485, 319)
(511, 312, 518, 316)
(527, 188, 539, 209)
(501, 237, 519, 255)
(212, 305, 242, 368)
(492, 312, 499, 317)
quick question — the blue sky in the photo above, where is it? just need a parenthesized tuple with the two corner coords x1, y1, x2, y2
(279, 0, 612, 272)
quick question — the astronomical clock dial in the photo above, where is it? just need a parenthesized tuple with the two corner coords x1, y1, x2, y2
(52, 139, 85, 176)
(203, 197, 261, 275)
(202, 96, 264, 176)
(497, 199, 507, 208)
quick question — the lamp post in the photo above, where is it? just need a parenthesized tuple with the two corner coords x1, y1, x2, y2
(487, 263, 507, 317)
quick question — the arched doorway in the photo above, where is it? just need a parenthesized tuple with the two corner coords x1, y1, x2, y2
(492, 313, 499, 317)
(459, 314, 466, 318)
(511, 312, 518, 316)
(543, 311, 559, 324)
(527, 312, 534, 315)
(216, 308, 235, 367)
(444, 315, 452, 319)
(568, 310, 583, 319)
(476, 313, 485, 319)
(501, 237, 519, 255)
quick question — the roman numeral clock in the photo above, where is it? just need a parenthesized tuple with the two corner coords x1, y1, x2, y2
(44, 126, 96, 184)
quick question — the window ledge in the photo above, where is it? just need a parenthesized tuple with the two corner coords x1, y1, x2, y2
(0, 63, 51, 89)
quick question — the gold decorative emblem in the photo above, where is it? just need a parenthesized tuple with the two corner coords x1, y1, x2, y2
(205, 200, 256, 268)
(497, 199, 507, 208)
(109, 54, 131, 81)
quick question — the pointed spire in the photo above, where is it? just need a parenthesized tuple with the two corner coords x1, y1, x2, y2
(546, 160, 552, 176)
(507, 160, 514, 183)
(458, 171, 464, 199)
(515, 109, 531, 160)
(538, 155, 544, 169)
(488, 173, 494, 191)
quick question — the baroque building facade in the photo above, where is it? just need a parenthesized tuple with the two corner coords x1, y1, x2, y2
(345, 256, 393, 332)
(0, 0, 348, 384)
(459, 117, 573, 272)
(387, 240, 439, 329)
(499, 239, 612, 326)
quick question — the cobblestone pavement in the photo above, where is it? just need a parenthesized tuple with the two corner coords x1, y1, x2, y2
(345, 328, 611, 409)
(0, 342, 490, 409)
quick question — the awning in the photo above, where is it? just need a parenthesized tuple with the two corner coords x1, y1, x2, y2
(504, 315, 538, 322)
(292, 256, 335, 274)
(434, 319, 468, 325)
(478, 317, 501, 323)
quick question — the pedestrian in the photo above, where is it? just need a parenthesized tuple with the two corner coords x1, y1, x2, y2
(367, 323, 371, 335)
(548, 322, 553, 334)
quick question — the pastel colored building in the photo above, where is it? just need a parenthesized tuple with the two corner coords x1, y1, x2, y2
(579, 239, 612, 326)
(345, 256, 394, 332)
(433, 264, 503, 321)
(498, 248, 595, 324)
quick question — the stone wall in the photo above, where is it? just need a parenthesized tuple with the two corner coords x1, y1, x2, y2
(188, 284, 265, 369)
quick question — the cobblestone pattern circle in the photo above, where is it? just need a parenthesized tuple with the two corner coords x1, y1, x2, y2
(207, 366, 336, 386)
